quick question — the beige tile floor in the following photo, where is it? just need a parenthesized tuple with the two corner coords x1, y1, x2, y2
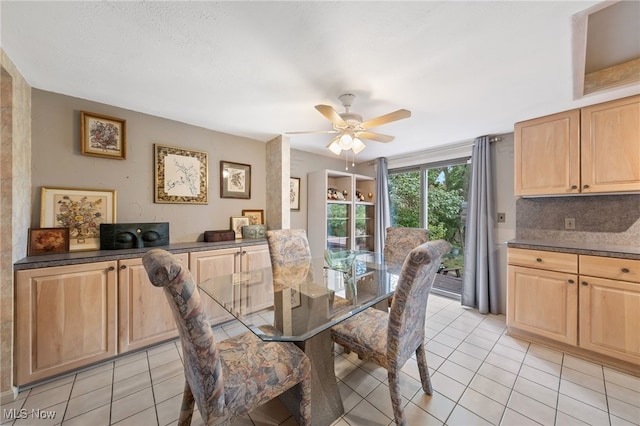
(2, 294, 639, 425)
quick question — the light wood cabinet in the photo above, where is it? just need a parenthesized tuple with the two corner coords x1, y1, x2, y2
(514, 109, 581, 196)
(15, 261, 118, 386)
(508, 248, 640, 367)
(507, 249, 578, 345)
(117, 254, 187, 353)
(189, 244, 272, 323)
(307, 169, 376, 257)
(578, 256, 640, 364)
(581, 96, 640, 193)
(515, 95, 640, 196)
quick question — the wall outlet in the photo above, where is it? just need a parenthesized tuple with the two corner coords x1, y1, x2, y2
(565, 218, 576, 230)
(497, 212, 506, 223)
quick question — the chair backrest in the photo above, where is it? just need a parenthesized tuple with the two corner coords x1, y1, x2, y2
(266, 229, 314, 285)
(142, 248, 225, 419)
(387, 240, 451, 366)
(384, 227, 430, 273)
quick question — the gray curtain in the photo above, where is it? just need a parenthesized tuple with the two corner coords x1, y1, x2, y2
(374, 157, 391, 254)
(462, 136, 499, 314)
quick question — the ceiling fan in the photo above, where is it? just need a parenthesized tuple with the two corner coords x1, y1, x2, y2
(287, 93, 411, 156)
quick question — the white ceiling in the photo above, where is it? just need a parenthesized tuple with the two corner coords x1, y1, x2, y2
(2, 1, 639, 162)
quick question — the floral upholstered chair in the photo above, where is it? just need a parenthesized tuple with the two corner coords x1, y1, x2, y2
(266, 229, 314, 287)
(330, 240, 451, 426)
(384, 226, 430, 273)
(142, 249, 311, 426)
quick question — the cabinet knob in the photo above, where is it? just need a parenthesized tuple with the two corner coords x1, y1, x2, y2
(583, 184, 590, 189)
(108, 266, 115, 271)
(568, 279, 575, 284)
(536, 258, 542, 263)
(621, 268, 630, 273)
(120, 265, 127, 270)
(570, 185, 578, 190)
(581, 281, 588, 286)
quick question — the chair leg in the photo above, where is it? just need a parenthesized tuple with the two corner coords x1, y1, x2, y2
(416, 344, 433, 395)
(299, 375, 312, 426)
(178, 380, 195, 426)
(388, 369, 406, 426)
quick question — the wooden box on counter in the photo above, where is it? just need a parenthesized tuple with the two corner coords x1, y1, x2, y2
(204, 230, 236, 242)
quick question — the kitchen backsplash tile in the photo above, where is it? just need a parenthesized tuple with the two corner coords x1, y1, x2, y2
(516, 194, 640, 246)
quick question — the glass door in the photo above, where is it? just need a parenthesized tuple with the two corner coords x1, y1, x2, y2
(326, 203, 351, 250)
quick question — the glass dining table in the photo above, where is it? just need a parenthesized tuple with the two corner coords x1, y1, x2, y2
(198, 251, 400, 426)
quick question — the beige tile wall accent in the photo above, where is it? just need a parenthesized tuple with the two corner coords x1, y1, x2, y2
(1, 49, 32, 397)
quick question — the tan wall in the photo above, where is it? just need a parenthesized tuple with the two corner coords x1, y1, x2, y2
(289, 149, 358, 230)
(30, 89, 268, 242)
(1, 50, 32, 397)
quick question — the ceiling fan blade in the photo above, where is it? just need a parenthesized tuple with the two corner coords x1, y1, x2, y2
(315, 105, 347, 128)
(285, 130, 339, 135)
(356, 131, 395, 143)
(360, 109, 411, 129)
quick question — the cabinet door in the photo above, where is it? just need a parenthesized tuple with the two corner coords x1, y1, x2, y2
(15, 261, 118, 386)
(507, 265, 578, 345)
(189, 248, 238, 324)
(240, 244, 271, 272)
(355, 204, 375, 251)
(118, 254, 186, 353)
(579, 276, 640, 365)
(581, 95, 640, 193)
(514, 109, 581, 196)
(240, 244, 274, 313)
(327, 202, 352, 250)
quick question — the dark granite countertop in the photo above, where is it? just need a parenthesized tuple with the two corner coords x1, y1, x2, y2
(507, 239, 640, 260)
(14, 239, 268, 271)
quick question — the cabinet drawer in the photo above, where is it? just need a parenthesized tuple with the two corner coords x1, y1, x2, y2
(508, 248, 577, 273)
(580, 255, 640, 283)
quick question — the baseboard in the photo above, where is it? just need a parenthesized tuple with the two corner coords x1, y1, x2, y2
(0, 386, 18, 404)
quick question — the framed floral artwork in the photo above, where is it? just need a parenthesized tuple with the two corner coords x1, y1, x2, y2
(242, 209, 264, 225)
(40, 187, 116, 252)
(220, 161, 251, 199)
(290, 177, 301, 210)
(27, 228, 70, 256)
(154, 144, 208, 204)
(81, 111, 126, 160)
(230, 216, 250, 239)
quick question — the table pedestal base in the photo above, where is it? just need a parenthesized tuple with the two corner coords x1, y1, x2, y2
(280, 329, 344, 426)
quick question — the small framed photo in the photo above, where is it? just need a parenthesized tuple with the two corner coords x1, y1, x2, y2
(290, 177, 301, 211)
(28, 228, 70, 256)
(81, 111, 126, 160)
(154, 144, 208, 204)
(242, 209, 264, 225)
(40, 187, 116, 252)
(230, 216, 250, 239)
(221, 161, 251, 199)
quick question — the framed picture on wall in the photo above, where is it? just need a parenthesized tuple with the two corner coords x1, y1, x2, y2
(27, 227, 70, 256)
(40, 187, 116, 251)
(80, 111, 126, 160)
(290, 177, 301, 211)
(154, 144, 209, 204)
(220, 161, 251, 199)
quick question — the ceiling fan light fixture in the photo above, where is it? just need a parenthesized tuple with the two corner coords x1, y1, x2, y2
(328, 140, 342, 155)
(352, 138, 366, 154)
(339, 132, 353, 149)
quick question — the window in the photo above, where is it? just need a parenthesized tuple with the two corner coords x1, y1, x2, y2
(388, 158, 470, 297)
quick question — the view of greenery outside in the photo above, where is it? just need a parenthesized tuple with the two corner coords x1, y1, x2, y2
(388, 163, 470, 274)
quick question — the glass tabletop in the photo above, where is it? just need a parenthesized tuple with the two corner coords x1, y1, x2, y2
(198, 251, 400, 342)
